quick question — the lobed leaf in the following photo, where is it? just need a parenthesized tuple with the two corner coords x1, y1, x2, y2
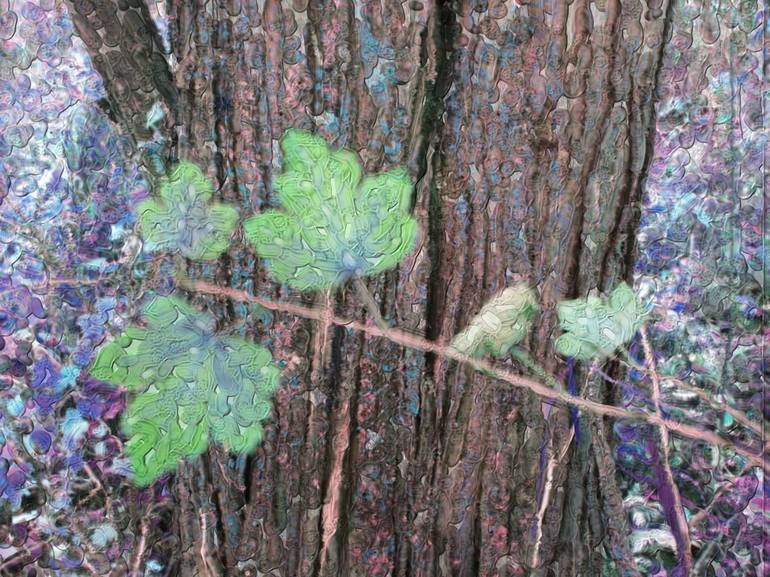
(137, 161, 237, 261)
(245, 129, 419, 290)
(88, 295, 280, 486)
(554, 282, 649, 361)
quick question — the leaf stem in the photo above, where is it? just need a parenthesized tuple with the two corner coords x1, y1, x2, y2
(352, 276, 390, 330)
(619, 347, 647, 373)
(509, 347, 565, 392)
(179, 278, 769, 473)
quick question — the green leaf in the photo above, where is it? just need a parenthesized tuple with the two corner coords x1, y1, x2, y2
(138, 161, 238, 261)
(244, 129, 419, 290)
(359, 168, 412, 216)
(90, 342, 128, 385)
(554, 282, 649, 361)
(280, 128, 330, 172)
(89, 295, 280, 486)
(449, 284, 539, 358)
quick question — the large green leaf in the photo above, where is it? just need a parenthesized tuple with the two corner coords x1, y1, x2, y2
(243, 129, 419, 290)
(89, 295, 280, 486)
(449, 284, 539, 358)
(137, 162, 238, 261)
(554, 282, 649, 361)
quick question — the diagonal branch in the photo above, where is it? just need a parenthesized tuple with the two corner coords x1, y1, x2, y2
(640, 324, 692, 575)
(618, 349, 761, 437)
(352, 277, 390, 330)
(179, 278, 769, 474)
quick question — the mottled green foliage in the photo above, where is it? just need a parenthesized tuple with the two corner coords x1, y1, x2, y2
(554, 283, 649, 360)
(137, 162, 238, 261)
(449, 284, 539, 358)
(91, 296, 280, 486)
(244, 129, 418, 290)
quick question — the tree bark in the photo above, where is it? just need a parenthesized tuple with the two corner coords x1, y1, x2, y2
(65, 0, 673, 575)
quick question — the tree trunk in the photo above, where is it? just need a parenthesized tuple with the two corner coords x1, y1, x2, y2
(65, 0, 672, 575)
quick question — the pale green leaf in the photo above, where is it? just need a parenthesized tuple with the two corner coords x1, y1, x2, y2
(449, 284, 539, 358)
(555, 282, 649, 361)
(89, 295, 280, 486)
(137, 162, 237, 261)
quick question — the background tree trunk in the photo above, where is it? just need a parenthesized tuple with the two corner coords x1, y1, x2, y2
(65, 0, 673, 574)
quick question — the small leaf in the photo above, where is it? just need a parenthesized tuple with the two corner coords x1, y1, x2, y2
(245, 129, 419, 290)
(450, 284, 539, 358)
(138, 162, 238, 261)
(554, 282, 649, 361)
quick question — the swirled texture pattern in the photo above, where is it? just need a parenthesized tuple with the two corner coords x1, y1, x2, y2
(0, 0, 765, 575)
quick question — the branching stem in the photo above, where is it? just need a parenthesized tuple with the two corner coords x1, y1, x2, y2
(179, 278, 769, 473)
(619, 348, 761, 436)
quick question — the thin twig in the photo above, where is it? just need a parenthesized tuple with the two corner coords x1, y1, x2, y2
(198, 511, 223, 577)
(312, 289, 337, 573)
(619, 350, 762, 437)
(640, 324, 692, 574)
(311, 289, 333, 386)
(352, 276, 390, 330)
(689, 461, 755, 528)
(83, 463, 109, 499)
(531, 446, 558, 568)
(130, 514, 150, 577)
(179, 278, 769, 473)
(0, 542, 47, 573)
(658, 376, 761, 437)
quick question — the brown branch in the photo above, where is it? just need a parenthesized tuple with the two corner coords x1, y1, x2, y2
(130, 514, 150, 577)
(180, 278, 769, 473)
(531, 445, 559, 568)
(618, 351, 762, 437)
(641, 324, 692, 574)
(198, 510, 223, 577)
(311, 290, 333, 386)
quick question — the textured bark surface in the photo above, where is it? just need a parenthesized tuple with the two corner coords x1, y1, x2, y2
(64, 0, 673, 574)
